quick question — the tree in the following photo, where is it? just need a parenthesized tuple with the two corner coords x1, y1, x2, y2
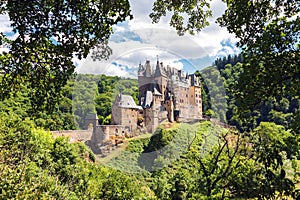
(157, 0, 299, 133)
(150, 0, 212, 35)
(244, 122, 299, 199)
(0, 0, 132, 115)
(217, 0, 300, 132)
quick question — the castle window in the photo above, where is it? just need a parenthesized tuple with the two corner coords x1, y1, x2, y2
(196, 94, 198, 97)
(115, 129, 118, 133)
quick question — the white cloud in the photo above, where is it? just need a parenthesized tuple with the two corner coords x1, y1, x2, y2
(0, 15, 12, 33)
(0, 14, 19, 41)
(0, 47, 9, 53)
(78, 0, 240, 76)
(0, 1, 240, 76)
(76, 44, 187, 78)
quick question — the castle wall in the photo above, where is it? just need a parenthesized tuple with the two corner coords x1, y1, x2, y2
(51, 130, 93, 142)
(111, 100, 122, 125)
(153, 95, 163, 105)
(95, 125, 126, 139)
(194, 86, 202, 116)
(154, 76, 167, 99)
(188, 86, 202, 117)
(120, 108, 139, 132)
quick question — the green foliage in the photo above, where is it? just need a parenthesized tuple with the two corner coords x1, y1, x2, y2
(200, 55, 299, 135)
(218, 0, 300, 134)
(104, 138, 152, 174)
(145, 122, 298, 199)
(0, 111, 152, 199)
(0, 0, 132, 115)
(0, 73, 139, 130)
(0, 76, 77, 131)
(72, 74, 138, 127)
(200, 65, 228, 122)
(236, 122, 299, 199)
(150, 0, 212, 35)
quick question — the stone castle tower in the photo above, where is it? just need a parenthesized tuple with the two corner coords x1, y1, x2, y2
(138, 59, 202, 133)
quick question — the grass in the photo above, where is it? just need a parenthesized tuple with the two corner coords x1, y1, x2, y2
(98, 121, 215, 173)
(103, 138, 151, 173)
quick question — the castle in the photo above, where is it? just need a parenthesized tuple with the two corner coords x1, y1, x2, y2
(53, 59, 203, 155)
(110, 59, 203, 134)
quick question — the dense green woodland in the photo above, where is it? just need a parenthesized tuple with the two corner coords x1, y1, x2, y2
(0, 114, 299, 199)
(0, 74, 138, 130)
(1, 59, 299, 199)
(199, 54, 299, 134)
(0, 0, 299, 199)
(72, 74, 139, 128)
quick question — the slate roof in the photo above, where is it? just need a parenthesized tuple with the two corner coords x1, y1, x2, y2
(154, 62, 167, 77)
(153, 87, 162, 96)
(142, 91, 153, 108)
(116, 94, 142, 110)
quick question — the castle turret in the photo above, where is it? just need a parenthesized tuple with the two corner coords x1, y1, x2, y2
(145, 60, 152, 77)
(85, 113, 99, 130)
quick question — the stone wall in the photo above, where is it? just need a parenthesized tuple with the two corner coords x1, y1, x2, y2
(51, 130, 93, 142)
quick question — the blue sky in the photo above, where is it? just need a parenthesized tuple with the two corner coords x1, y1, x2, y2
(0, 0, 240, 78)
(76, 0, 240, 78)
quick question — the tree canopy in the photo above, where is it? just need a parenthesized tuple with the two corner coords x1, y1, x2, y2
(1, 0, 298, 118)
(0, 1, 299, 198)
(0, 0, 132, 114)
(217, 0, 300, 129)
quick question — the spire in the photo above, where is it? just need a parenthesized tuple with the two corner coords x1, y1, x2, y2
(154, 60, 167, 77)
(145, 60, 152, 77)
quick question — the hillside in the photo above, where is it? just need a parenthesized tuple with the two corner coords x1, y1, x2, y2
(199, 55, 299, 133)
(0, 56, 299, 199)
(99, 120, 299, 199)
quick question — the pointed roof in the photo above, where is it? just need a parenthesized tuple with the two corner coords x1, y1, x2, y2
(144, 60, 152, 77)
(153, 87, 162, 96)
(142, 91, 153, 108)
(154, 61, 167, 77)
(115, 94, 142, 110)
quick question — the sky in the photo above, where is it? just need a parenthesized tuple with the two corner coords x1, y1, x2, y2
(0, 0, 240, 79)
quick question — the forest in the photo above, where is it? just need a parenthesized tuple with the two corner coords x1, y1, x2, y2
(1, 57, 299, 199)
(0, 0, 299, 199)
